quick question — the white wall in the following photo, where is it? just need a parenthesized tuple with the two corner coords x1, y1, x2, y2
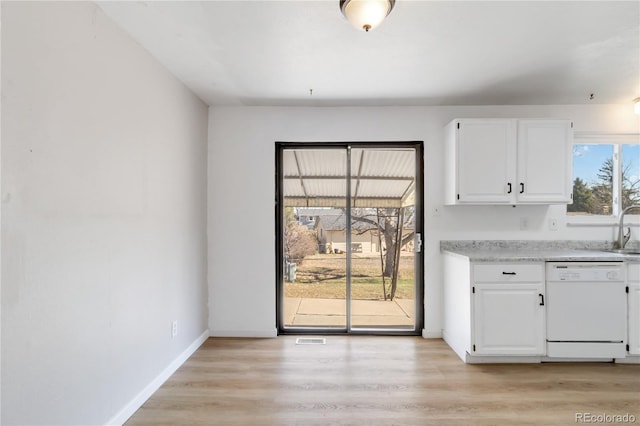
(1, 2, 208, 425)
(0, 3, 3, 422)
(208, 105, 639, 337)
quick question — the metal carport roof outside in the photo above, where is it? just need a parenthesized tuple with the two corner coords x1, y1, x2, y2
(282, 147, 416, 208)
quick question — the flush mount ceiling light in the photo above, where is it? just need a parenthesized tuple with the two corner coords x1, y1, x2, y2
(634, 97, 640, 115)
(340, 0, 395, 32)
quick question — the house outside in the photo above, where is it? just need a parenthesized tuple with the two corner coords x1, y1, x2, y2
(297, 208, 414, 255)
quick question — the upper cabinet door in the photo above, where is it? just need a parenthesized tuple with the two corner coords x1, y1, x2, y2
(448, 119, 516, 204)
(516, 120, 573, 203)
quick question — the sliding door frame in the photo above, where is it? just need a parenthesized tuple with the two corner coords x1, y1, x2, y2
(275, 141, 424, 336)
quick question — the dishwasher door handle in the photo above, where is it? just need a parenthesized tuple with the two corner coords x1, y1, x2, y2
(539, 293, 545, 306)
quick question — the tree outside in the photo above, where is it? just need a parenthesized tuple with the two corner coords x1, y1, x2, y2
(568, 157, 640, 215)
(350, 207, 414, 300)
(349, 207, 415, 276)
(283, 207, 317, 263)
(569, 177, 597, 213)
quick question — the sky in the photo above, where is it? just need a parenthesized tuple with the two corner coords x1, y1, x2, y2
(573, 144, 640, 185)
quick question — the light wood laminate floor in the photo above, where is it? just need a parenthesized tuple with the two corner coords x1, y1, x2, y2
(125, 337, 640, 426)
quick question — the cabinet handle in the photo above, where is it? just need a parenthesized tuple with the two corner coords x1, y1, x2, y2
(520, 183, 525, 194)
(507, 183, 512, 194)
(539, 293, 545, 306)
(502, 272, 517, 275)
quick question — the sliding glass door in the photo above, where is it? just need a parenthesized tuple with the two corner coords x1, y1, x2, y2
(281, 148, 348, 328)
(276, 142, 423, 334)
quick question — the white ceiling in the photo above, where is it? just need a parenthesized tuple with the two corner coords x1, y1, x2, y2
(97, 1, 640, 107)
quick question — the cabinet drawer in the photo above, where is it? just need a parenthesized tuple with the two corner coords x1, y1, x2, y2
(473, 264, 544, 283)
(629, 263, 640, 282)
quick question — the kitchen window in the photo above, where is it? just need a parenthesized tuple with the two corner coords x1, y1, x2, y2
(568, 133, 639, 223)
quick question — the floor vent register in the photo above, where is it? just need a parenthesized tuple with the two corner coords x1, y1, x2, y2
(295, 337, 326, 345)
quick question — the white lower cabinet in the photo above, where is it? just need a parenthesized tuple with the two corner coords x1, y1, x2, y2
(473, 283, 546, 355)
(442, 254, 546, 362)
(471, 264, 546, 356)
(443, 251, 637, 363)
(628, 263, 640, 356)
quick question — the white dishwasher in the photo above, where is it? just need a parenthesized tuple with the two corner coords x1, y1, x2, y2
(546, 262, 627, 359)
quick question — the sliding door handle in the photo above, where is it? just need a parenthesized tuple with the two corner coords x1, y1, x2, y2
(415, 233, 422, 253)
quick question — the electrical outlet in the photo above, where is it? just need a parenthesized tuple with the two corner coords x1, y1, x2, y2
(549, 218, 559, 231)
(171, 320, 178, 338)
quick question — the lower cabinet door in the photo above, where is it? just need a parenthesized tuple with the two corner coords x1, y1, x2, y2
(473, 283, 545, 355)
(629, 284, 640, 355)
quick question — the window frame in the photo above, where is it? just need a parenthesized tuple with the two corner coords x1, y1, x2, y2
(567, 132, 640, 226)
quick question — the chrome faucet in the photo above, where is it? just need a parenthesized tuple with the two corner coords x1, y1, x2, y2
(617, 205, 640, 249)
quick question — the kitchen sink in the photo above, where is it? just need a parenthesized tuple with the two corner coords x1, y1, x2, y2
(603, 248, 640, 255)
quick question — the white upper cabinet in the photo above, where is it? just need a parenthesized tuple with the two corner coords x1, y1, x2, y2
(445, 118, 573, 205)
(446, 119, 516, 204)
(516, 120, 573, 203)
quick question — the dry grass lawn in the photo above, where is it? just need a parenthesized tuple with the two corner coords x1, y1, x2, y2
(285, 253, 415, 300)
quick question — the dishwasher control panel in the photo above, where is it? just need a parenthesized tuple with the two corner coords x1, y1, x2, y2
(546, 262, 625, 282)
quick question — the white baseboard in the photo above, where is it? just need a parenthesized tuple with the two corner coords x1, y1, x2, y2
(422, 329, 442, 339)
(615, 356, 640, 364)
(209, 328, 278, 338)
(106, 329, 210, 426)
(467, 354, 542, 364)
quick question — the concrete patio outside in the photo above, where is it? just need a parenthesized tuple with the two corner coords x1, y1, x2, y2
(284, 297, 415, 327)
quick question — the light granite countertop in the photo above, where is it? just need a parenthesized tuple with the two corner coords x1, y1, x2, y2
(440, 240, 640, 262)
